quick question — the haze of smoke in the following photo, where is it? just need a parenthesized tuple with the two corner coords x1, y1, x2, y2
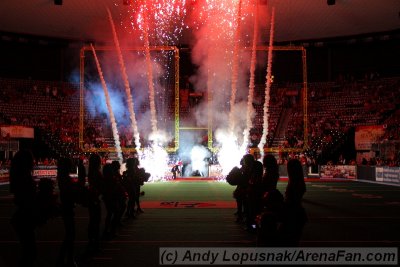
(188, 0, 266, 173)
(259, 7, 275, 151)
(242, 1, 259, 150)
(107, 7, 141, 150)
(90, 44, 123, 162)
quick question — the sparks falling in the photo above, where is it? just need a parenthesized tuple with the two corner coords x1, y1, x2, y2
(126, 0, 187, 45)
(107, 8, 142, 150)
(139, 131, 170, 181)
(228, 0, 243, 133)
(189, 0, 254, 175)
(242, 1, 259, 151)
(90, 44, 123, 163)
(141, 3, 158, 134)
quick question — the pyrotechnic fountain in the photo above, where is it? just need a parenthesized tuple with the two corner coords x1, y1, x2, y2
(142, 3, 158, 134)
(90, 44, 123, 163)
(258, 7, 275, 153)
(107, 8, 141, 150)
(124, 0, 188, 180)
(228, 0, 243, 133)
(84, 1, 276, 178)
(242, 1, 259, 151)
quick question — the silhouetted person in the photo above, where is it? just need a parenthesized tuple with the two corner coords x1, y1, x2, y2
(36, 177, 59, 226)
(56, 157, 77, 267)
(171, 164, 180, 179)
(86, 154, 104, 254)
(280, 158, 307, 246)
(262, 154, 280, 193)
(9, 149, 37, 267)
(256, 188, 284, 247)
(111, 160, 127, 228)
(102, 163, 117, 240)
(75, 158, 89, 207)
(134, 162, 149, 214)
(123, 158, 139, 219)
(227, 154, 254, 223)
(256, 154, 284, 246)
(247, 160, 263, 230)
(77, 158, 86, 187)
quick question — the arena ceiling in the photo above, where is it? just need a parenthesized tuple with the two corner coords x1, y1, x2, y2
(0, 0, 399, 44)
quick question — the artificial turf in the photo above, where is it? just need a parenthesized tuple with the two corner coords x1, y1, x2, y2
(0, 179, 399, 267)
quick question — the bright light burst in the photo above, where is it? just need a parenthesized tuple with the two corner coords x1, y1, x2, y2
(125, 0, 187, 45)
(139, 131, 170, 181)
(215, 130, 246, 175)
(108, 1, 262, 178)
(190, 0, 252, 43)
(190, 145, 211, 176)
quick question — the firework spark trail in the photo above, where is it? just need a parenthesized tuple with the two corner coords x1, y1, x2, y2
(90, 44, 123, 163)
(242, 2, 259, 150)
(107, 8, 141, 151)
(142, 3, 158, 133)
(228, 0, 243, 133)
(259, 7, 275, 152)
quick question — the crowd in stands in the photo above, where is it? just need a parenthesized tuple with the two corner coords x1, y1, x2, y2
(0, 74, 399, 166)
(253, 74, 400, 165)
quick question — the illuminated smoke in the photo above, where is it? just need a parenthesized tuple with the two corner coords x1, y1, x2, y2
(124, 0, 188, 133)
(90, 44, 123, 163)
(190, 145, 211, 177)
(99, 2, 271, 177)
(142, 3, 158, 133)
(215, 130, 243, 175)
(189, 0, 255, 174)
(139, 131, 170, 181)
(125, 0, 187, 45)
(228, 0, 243, 133)
(259, 7, 275, 152)
(242, 1, 259, 150)
(107, 8, 141, 150)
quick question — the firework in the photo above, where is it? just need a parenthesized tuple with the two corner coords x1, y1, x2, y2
(90, 44, 123, 163)
(259, 7, 275, 152)
(107, 8, 142, 150)
(242, 1, 259, 151)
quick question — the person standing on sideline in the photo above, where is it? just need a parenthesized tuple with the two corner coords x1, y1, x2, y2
(226, 154, 254, 224)
(102, 163, 117, 240)
(280, 158, 307, 246)
(123, 158, 138, 219)
(256, 154, 284, 246)
(56, 157, 77, 267)
(86, 154, 104, 254)
(111, 160, 127, 228)
(9, 150, 37, 267)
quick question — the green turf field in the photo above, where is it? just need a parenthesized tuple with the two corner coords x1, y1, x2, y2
(0, 179, 399, 266)
(138, 180, 400, 246)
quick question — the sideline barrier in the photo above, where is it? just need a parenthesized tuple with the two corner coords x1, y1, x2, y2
(1, 165, 58, 184)
(33, 165, 57, 181)
(0, 169, 9, 184)
(375, 166, 400, 185)
(320, 165, 356, 179)
(1, 165, 400, 186)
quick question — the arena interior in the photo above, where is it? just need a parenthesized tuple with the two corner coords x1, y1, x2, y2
(0, 1, 399, 267)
